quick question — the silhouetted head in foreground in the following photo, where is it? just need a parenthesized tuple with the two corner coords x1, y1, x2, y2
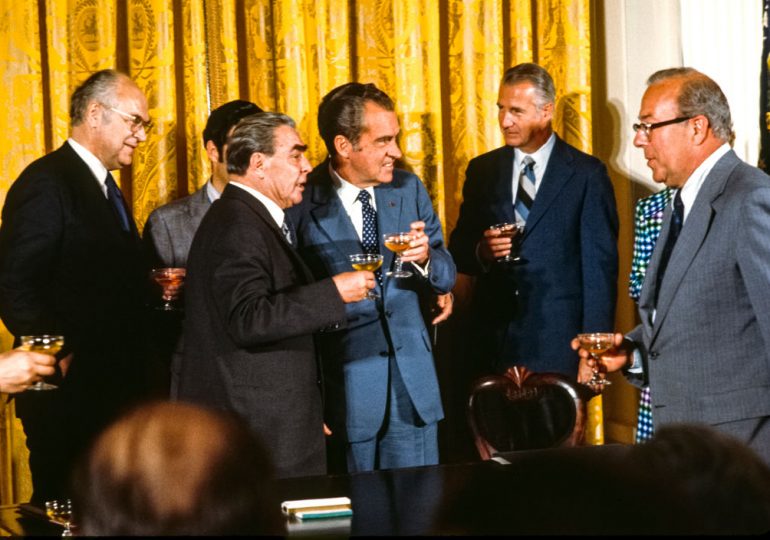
(72, 401, 283, 536)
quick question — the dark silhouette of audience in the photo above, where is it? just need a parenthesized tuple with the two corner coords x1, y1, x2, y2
(70, 401, 284, 536)
(434, 423, 770, 535)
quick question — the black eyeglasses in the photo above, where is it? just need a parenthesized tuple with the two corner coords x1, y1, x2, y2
(103, 104, 153, 132)
(632, 116, 691, 138)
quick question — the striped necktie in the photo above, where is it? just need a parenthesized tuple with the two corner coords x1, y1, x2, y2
(514, 156, 536, 223)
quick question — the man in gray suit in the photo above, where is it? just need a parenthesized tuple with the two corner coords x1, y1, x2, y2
(144, 100, 260, 396)
(144, 100, 262, 267)
(575, 68, 770, 463)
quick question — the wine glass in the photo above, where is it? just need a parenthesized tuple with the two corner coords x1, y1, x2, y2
(489, 221, 525, 263)
(20, 335, 64, 391)
(576, 332, 615, 387)
(150, 267, 186, 311)
(382, 232, 414, 278)
(349, 254, 383, 300)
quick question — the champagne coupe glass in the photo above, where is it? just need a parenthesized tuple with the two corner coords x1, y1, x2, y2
(576, 332, 615, 387)
(489, 221, 525, 263)
(20, 335, 64, 391)
(349, 254, 383, 300)
(55, 499, 73, 537)
(382, 232, 414, 278)
(150, 268, 186, 311)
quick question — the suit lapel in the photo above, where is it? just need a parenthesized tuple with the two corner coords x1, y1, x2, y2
(523, 136, 574, 236)
(648, 151, 740, 341)
(492, 146, 517, 225)
(308, 167, 362, 260)
(374, 181, 403, 273)
(61, 143, 141, 245)
(223, 184, 315, 283)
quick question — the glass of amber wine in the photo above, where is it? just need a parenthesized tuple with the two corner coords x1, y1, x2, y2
(383, 232, 414, 278)
(349, 253, 383, 300)
(20, 335, 64, 391)
(577, 332, 615, 387)
(489, 221, 525, 263)
(150, 267, 186, 311)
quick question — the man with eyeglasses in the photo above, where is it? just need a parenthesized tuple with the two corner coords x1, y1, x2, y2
(574, 68, 770, 465)
(0, 69, 160, 503)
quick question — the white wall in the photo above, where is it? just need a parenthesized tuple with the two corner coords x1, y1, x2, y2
(602, 0, 763, 189)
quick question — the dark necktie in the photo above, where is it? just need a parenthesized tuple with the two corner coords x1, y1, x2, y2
(105, 172, 131, 232)
(281, 218, 294, 246)
(654, 189, 684, 304)
(356, 190, 382, 285)
(356, 190, 379, 254)
(514, 156, 536, 223)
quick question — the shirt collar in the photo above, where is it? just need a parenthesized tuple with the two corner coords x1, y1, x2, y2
(330, 163, 377, 210)
(678, 143, 730, 222)
(513, 132, 556, 171)
(67, 138, 109, 194)
(205, 179, 222, 203)
(228, 181, 285, 228)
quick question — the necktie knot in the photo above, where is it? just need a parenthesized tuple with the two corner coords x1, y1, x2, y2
(515, 156, 536, 223)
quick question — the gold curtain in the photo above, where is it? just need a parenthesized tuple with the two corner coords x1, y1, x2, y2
(0, 0, 599, 504)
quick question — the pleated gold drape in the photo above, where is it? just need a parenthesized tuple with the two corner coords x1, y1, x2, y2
(0, 0, 599, 504)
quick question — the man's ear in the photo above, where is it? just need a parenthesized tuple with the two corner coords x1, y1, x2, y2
(691, 115, 710, 145)
(334, 135, 351, 158)
(249, 151, 265, 176)
(205, 140, 221, 163)
(86, 100, 103, 128)
(540, 101, 554, 122)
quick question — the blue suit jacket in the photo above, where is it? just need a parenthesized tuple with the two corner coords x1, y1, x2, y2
(449, 136, 618, 377)
(287, 162, 456, 442)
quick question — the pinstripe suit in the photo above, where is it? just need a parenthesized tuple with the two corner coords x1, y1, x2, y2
(627, 150, 770, 463)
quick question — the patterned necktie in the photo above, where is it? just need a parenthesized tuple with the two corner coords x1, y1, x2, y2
(356, 190, 379, 254)
(654, 189, 684, 304)
(514, 156, 536, 223)
(281, 218, 294, 246)
(356, 190, 382, 285)
(105, 172, 131, 232)
(635, 386, 654, 443)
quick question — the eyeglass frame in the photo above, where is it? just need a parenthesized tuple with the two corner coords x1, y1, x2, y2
(102, 103, 153, 132)
(632, 116, 692, 139)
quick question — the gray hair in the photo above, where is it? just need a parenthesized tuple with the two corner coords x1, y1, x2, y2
(501, 63, 556, 108)
(69, 69, 125, 125)
(225, 112, 296, 175)
(647, 67, 734, 143)
(317, 82, 395, 156)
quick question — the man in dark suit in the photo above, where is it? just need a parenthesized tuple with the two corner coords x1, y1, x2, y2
(449, 63, 618, 379)
(0, 69, 156, 503)
(143, 100, 261, 398)
(176, 112, 373, 478)
(576, 68, 770, 464)
(144, 99, 262, 268)
(288, 83, 456, 472)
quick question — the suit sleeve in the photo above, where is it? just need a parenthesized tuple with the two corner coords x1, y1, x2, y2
(211, 218, 346, 347)
(736, 183, 770, 368)
(448, 158, 487, 275)
(143, 208, 174, 267)
(0, 174, 64, 335)
(414, 177, 456, 293)
(579, 161, 619, 332)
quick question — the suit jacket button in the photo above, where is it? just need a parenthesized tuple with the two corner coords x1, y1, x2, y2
(649, 351, 659, 359)
(379, 351, 388, 357)
(385, 310, 393, 317)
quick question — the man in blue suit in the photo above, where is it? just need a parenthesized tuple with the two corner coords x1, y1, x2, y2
(288, 82, 456, 472)
(449, 63, 618, 379)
